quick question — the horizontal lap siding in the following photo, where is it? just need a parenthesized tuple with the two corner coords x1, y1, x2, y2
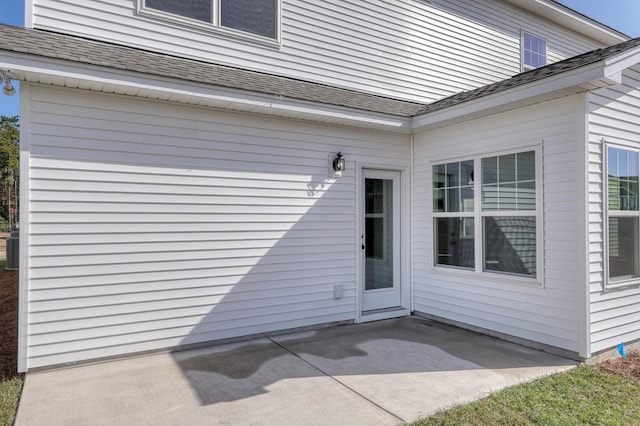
(32, 0, 602, 103)
(413, 96, 584, 352)
(25, 85, 410, 368)
(588, 65, 640, 353)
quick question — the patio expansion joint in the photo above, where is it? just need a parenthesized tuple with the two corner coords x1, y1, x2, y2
(267, 337, 407, 424)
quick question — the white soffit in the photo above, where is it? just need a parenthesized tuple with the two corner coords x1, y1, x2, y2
(0, 53, 412, 133)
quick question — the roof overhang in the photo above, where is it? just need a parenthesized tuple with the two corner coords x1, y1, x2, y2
(0, 51, 413, 134)
(503, 0, 628, 45)
(412, 45, 640, 132)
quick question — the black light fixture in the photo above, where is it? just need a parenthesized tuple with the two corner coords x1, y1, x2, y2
(0, 72, 15, 96)
(332, 151, 345, 172)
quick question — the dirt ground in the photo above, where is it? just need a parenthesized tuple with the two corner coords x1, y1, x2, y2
(0, 268, 639, 381)
(596, 348, 640, 382)
(0, 269, 19, 380)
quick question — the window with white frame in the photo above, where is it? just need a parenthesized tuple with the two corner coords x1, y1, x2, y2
(141, 0, 279, 40)
(522, 32, 546, 70)
(606, 145, 639, 285)
(433, 149, 538, 279)
(433, 160, 475, 269)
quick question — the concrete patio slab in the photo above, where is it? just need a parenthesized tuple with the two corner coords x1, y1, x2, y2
(15, 317, 577, 425)
(272, 318, 577, 421)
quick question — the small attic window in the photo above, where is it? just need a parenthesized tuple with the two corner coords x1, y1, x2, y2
(522, 32, 547, 70)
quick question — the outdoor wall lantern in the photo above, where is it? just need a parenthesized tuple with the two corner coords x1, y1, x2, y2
(1, 72, 15, 96)
(332, 151, 345, 173)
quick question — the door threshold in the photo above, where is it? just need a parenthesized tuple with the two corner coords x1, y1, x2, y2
(359, 307, 410, 323)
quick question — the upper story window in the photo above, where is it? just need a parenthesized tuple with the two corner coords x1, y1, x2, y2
(522, 32, 547, 70)
(141, 0, 279, 41)
(433, 148, 540, 281)
(606, 145, 640, 287)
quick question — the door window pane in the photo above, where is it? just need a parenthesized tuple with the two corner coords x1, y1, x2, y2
(221, 0, 277, 38)
(365, 178, 393, 261)
(365, 178, 394, 290)
(435, 218, 474, 269)
(484, 216, 536, 277)
(366, 179, 384, 214)
(366, 218, 383, 259)
(146, 0, 211, 22)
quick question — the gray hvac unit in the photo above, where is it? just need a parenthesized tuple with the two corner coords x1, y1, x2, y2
(6, 230, 18, 270)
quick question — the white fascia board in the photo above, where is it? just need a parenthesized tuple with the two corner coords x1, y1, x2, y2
(0, 52, 411, 132)
(503, 0, 628, 45)
(530, 0, 628, 44)
(412, 62, 617, 131)
(24, 0, 34, 28)
(603, 46, 640, 81)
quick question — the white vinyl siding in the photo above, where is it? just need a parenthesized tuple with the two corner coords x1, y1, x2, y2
(31, 0, 603, 103)
(23, 84, 410, 368)
(413, 95, 586, 353)
(588, 64, 640, 354)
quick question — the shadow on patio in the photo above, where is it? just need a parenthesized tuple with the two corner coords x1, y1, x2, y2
(173, 316, 577, 415)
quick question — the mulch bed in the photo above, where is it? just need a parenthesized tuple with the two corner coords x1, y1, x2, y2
(0, 267, 638, 382)
(596, 348, 640, 382)
(0, 270, 19, 380)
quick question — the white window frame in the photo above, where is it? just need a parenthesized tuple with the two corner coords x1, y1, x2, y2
(604, 142, 640, 289)
(431, 145, 543, 285)
(521, 31, 547, 71)
(137, 0, 282, 45)
(432, 159, 476, 270)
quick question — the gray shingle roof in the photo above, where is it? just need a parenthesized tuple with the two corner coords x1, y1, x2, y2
(421, 37, 640, 114)
(1, 24, 640, 119)
(0, 24, 425, 117)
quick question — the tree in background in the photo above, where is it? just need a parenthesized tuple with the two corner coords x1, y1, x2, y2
(0, 115, 19, 232)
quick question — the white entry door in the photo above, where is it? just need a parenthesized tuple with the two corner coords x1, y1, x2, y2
(362, 169, 401, 311)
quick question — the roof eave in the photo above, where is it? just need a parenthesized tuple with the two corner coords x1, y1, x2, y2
(412, 61, 619, 132)
(0, 51, 412, 133)
(604, 45, 640, 77)
(503, 0, 629, 45)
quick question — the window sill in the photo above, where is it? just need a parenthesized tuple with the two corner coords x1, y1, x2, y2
(430, 265, 543, 287)
(604, 277, 640, 291)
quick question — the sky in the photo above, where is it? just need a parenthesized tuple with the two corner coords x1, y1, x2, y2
(0, 0, 638, 118)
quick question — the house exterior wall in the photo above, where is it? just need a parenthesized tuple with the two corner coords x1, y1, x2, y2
(412, 95, 588, 355)
(30, 0, 604, 103)
(588, 64, 640, 354)
(22, 83, 410, 369)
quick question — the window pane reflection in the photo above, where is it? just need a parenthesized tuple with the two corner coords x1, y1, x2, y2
(484, 216, 536, 277)
(435, 218, 474, 268)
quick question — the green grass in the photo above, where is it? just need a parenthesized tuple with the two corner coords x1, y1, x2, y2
(0, 376, 22, 426)
(414, 365, 640, 426)
(0, 260, 6, 271)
